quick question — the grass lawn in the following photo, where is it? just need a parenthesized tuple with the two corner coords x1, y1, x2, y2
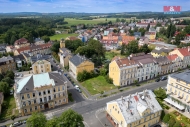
(170, 111, 190, 127)
(105, 50, 126, 61)
(81, 76, 117, 95)
(0, 95, 18, 120)
(50, 33, 78, 40)
(63, 18, 131, 26)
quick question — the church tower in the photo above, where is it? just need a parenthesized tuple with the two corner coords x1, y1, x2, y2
(60, 38, 65, 48)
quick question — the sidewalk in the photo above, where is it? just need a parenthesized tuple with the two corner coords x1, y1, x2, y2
(0, 102, 75, 126)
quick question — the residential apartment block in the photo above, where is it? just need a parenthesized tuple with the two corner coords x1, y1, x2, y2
(14, 43, 52, 56)
(69, 54, 94, 78)
(166, 71, 190, 113)
(32, 60, 52, 74)
(109, 53, 158, 86)
(14, 38, 30, 49)
(106, 90, 162, 127)
(14, 72, 68, 116)
(59, 48, 72, 67)
(0, 56, 16, 74)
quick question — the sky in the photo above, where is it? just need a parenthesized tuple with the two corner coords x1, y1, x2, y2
(0, 0, 189, 13)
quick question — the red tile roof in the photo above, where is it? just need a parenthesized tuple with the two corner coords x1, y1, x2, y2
(16, 43, 52, 54)
(14, 38, 28, 45)
(122, 36, 135, 45)
(167, 54, 178, 61)
(178, 47, 190, 56)
(115, 58, 136, 68)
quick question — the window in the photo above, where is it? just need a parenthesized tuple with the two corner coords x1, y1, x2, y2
(22, 95, 24, 100)
(43, 91, 46, 95)
(58, 93, 60, 97)
(40, 105, 43, 109)
(33, 93, 35, 97)
(49, 96, 51, 100)
(54, 94, 56, 98)
(55, 101, 57, 104)
(58, 87, 60, 91)
(27, 94, 30, 98)
(63, 99, 66, 102)
(24, 109, 27, 113)
(48, 90, 50, 94)
(39, 92, 41, 96)
(28, 101, 31, 105)
(30, 108, 32, 112)
(35, 106, 37, 110)
(118, 111, 119, 114)
(34, 99, 36, 104)
(59, 100, 61, 103)
(54, 88, 56, 92)
(40, 98, 42, 103)
(23, 102, 26, 106)
(113, 106, 114, 109)
(62, 86, 64, 90)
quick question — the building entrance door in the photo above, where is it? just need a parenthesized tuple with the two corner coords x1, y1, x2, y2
(44, 103, 49, 109)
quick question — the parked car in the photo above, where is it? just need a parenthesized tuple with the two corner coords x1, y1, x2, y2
(12, 121, 22, 127)
(22, 120, 26, 124)
(155, 78, 160, 82)
(75, 85, 79, 89)
(160, 76, 167, 81)
(77, 88, 82, 93)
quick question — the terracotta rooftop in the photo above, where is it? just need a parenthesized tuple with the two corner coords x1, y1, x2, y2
(121, 36, 135, 45)
(67, 36, 79, 41)
(14, 38, 28, 45)
(178, 47, 190, 56)
(115, 58, 137, 68)
(166, 54, 178, 61)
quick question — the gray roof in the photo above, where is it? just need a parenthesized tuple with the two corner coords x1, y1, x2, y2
(13, 54, 25, 61)
(16, 72, 66, 94)
(30, 55, 50, 63)
(152, 48, 171, 54)
(69, 54, 89, 66)
(170, 70, 190, 84)
(0, 56, 13, 63)
(60, 48, 69, 53)
(154, 56, 170, 64)
(107, 90, 162, 124)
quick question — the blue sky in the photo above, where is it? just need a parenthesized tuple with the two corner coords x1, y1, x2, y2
(0, 0, 189, 13)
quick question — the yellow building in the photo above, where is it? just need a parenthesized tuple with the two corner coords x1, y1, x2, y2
(165, 71, 190, 113)
(14, 72, 68, 116)
(59, 48, 72, 67)
(32, 60, 51, 74)
(106, 90, 163, 127)
(109, 57, 138, 86)
(0, 56, 16, 74)
(151, 48, 171, 58)
(69, 54, 94, 77)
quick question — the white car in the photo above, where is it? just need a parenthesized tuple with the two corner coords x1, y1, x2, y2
(75, 85, 79, 90)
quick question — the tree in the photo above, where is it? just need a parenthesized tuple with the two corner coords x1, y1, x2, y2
(2, 77, 13, 86)
(11, 115, 16, 122)
(173, 121, 181, 127)
(10, 35, 17, 45)
(42, 35, 50, 43)
(116, 18, 120, 22)
(138, 28, 146, 36)
(51, 41, 60, 53)
(113, 29, 117, 33)
(27, 112, 47, 127)
(139, 44, 151, 54)
(125, 40, 139, 56)
(121, 19, 126, 23)
(105, 75, 113, 84)
(105, 18, 107, 22)
(0, 82, 9, 95)
(154, 88, 167, 100)
(5, 71, 14, 79)
(59, 109, 84, 127)
(184, 25, 190, 34)
(100, 68, 107, 76)
(168, 117, 176, 127)
(46, 118, 59, 127)
(65, 40, 83, 53)
(163, 114, 170, 123)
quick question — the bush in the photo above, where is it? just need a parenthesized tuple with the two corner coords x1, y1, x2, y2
(173, 121, 181, 127)
(168, 117, 176, 127)
(77, 70, 97, 82)
(163, 114, 170, 123)
(105, 75, 113, 84)
(160, 110, 165, 120)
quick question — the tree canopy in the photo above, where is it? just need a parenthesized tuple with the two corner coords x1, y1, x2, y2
(27, 112, 47, 127)
(51, 41, 60, 53)
(65, 39, 84, 52)
(0, 82, 9, 95)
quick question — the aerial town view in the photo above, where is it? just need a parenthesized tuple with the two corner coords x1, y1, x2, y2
(0, 0, 190, 127)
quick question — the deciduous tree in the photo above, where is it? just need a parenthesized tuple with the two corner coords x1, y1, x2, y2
(27, 112, 47, 127)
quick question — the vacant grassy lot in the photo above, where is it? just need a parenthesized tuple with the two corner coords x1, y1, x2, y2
(50, 33, 78, 40)
(105, 51, 126, 61)
(81, 76, 117, 95)
(0, 96, 18, 120)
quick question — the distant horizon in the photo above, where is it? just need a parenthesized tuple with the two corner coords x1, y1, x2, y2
(0, 0, 189, 13)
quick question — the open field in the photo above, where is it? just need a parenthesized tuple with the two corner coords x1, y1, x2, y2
(50, 33, 78, 40)
(63, 18, 130, 26)
(105, 50, 126, 61)
(81, 76, 117, 95)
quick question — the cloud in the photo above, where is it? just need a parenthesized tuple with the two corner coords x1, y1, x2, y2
(0, 0, 189, 13)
